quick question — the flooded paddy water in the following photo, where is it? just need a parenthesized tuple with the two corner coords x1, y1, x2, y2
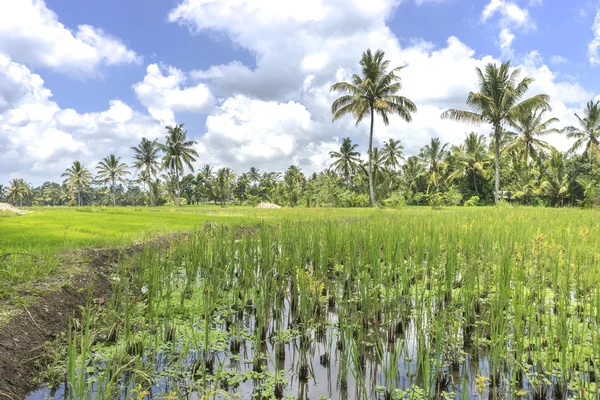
(26, 211, 600, 399)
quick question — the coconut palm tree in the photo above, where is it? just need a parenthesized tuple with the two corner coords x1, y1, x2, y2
(419, 138, 449, 192)
(382, 139, 405, 171)
(6, 179, 31, 207)
(62, 161, 92, 206)
(449, 133, 490, 195)
(211, 167, 236, 207)
(248, 167, 261, 185)
(506, 106, 559, 171)
(441, 61, 550, 203)
(329, 137, 361, 182)
(42, 182, 63, 206)
(96, 154, 130, 206)
(283, 165, 305, 207)
(539, 149, 569, 206)
(159, 124, 199, 207)
(401, 156, 426, 197)
(330, 49, 417, 205)
(131, 138, 160, 206)
(563, 101, 600, 167)
(0, 184, 6, 202)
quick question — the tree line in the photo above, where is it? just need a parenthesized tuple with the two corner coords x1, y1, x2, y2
(2, 50, 600, 208)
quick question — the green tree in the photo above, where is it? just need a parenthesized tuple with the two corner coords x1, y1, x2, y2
(563, 101, 600, 166)
(160, 124, 199, 207)
(131, 138, 160, 206)
(6, 178, 31, 207)
(419, 138, 449, 192)
(441, 61, 550, 203)
(506, 106, 559, 173)
(211, 167, 236, 207)
(0, 184, 6, 202)
(329, 137, 361, 182)
(331, 49, 416, 205)
(449, 133, 490, 195)
(42, 182, 63, 206)
(96, 154, 130, 206)
(62, 161, 92, 206)
(382, 138, 405, 171)
(540, 149, 569, 206)
(283, 165, 305, 207)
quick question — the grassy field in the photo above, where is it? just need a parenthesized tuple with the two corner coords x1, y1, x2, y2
(0, 205, 401, 308)
(4, 205, 600, 399)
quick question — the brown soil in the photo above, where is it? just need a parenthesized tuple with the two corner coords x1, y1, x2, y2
(0, 235, 182, 399)
(255, 202, 281, 209)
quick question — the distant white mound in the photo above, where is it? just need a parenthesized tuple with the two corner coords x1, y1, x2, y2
(256, 202, 282, 209)
(0, 203, 27, 215)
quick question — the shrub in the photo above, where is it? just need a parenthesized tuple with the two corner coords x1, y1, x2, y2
(383, 193, 405, 208)
(443, 186, 463, 206)
(464, 196, 480, 207)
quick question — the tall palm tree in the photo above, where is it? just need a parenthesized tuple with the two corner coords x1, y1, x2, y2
(6, 179, 31, 207)
(248, 167, 261, 185)
(159, 124, 199, 206)
(419, 138, 449, 192)
(0, 184, 6, 202)
(96, 154, 130, 206)
(331, 49, 417, 205)
(131, 138, 160, 206)
(382, 138, 405, 171)
(329, 137, 361, 182)
(401, 156, 426, 197)
(441, 61, 550, 203)
(62, 161, 92, 206)
(506, 106, 559, 169)
(449, 133, 490, 195)
(283, 165, 305, 207)
(563, 101, 600, 166)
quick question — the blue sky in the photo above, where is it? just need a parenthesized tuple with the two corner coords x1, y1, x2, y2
(1, 0, 599, 184)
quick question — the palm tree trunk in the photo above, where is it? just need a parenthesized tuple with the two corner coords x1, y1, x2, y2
(176, 167, 181, 207)
(473, 172, 478, 195)
(78, 189, 82, 207)
(112, 177, 116, 207)
(368, 106, 376, 206)
(494, 124, 501, 204)
(147, 164, 153, 206)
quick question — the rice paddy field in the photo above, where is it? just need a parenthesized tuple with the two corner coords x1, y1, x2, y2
(2, 206, 600, 399)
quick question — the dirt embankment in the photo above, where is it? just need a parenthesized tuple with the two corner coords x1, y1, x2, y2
(0, 203, 28, 215)
(0, 237, 180, 399)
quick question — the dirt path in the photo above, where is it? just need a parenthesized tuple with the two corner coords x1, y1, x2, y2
(0, 237, 181, 399)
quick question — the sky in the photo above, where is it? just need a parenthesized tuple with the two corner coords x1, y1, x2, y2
(1, 0, 600, 185)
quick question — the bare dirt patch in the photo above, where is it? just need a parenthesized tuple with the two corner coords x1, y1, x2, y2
(255, 202, 281, 209)
(0, 203, 28, 215)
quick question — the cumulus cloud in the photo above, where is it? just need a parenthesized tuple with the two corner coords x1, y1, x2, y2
(0, 54, 161, 183)
(481, 0, 534, 29)
(0, 0, 141, 76)
(589, 10, 600, 65)
(133, 64, 215, 125)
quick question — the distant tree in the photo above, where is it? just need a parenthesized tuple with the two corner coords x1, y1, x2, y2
(449, 133, 490, 195)
(442, 61, 550, 203)
(331, 49, 416, 205)
(0, 184, 6, 202)
(540, 149, 569, 206)
(96, 154, 129, 206)
(6, 179, 31, 207)
(382, 138, 405, 171)
(329, 137, 361, 182)
(62, 161, 92, 206)
(159, 124, 199, 206)
(283, 165, 305, 207)
(42, 182, 63, 206)
(131, 138, 160, 206)
(212, 167, 236, 207)
(419, 138, 449, 192)
(563, 101, 600, 167)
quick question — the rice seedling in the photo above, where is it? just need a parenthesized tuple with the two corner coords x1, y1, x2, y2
(27, 207, 600, 400)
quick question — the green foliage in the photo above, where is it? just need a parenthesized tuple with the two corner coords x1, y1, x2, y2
(442, 186, 463, 206)
(464, 196, 480, 207)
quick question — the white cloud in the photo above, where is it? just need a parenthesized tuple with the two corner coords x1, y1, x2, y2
(0, 0, 141, 76)
(481, 0, 534, 29)
(0, 54, 162, 183)
(550, 55, 569, 64)
(589, 10, 600, 65)
(133, 64, 215, 125)
(499, 28, 515, 58)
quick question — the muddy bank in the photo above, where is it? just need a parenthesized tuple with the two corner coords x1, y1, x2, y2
(0, 236, 182, 399)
